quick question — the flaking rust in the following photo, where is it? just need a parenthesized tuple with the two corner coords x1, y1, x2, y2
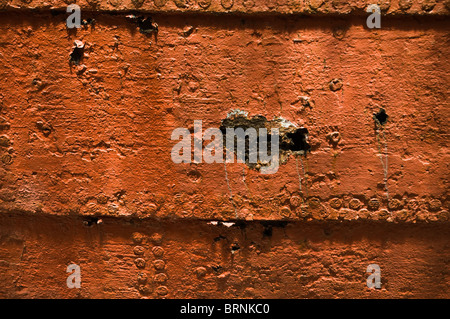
(219, 112, 310, 171)
(126, 15, 159, 34)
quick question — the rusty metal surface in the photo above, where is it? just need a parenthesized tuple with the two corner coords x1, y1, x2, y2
(0, 11, 448, 223)
(0, 0, 450, 15)
(1, 214, 449, 298)
(0, 1, 449, 300)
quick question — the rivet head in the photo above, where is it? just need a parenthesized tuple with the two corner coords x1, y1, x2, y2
(329, 198, 342, 209)
(358, 208, 370, 219)
(437, 210, 449, 221)
(108, 203, 119, 214)
(198, 0, 211, 9)
(137, 272, 148, 284)
(279, 206, 292, 218)
(153, 259, 165, 271)
(349, 198, 362, 210)
(152, 246, 164, 258)
(308, 0, 324, 11)
(221, 0, 234, 10)
(0, 117, 10, 130)
(0, 135, 11, 147)
(134, 258, 146, 269)
(377, 0, 391, 12)
(195, 266, 207, 278)
(332, 27, 346, 40)
(242, 0, 254, 9)
(132, 0, 145, 8)
(97, 194, 108, 204)
(297, 205, 310, 219)
(153, 273, 168, 283)
(407, 199, 419, 211)
(132, 232, 145, 244)
(329, 78, 343, 91)
(237, 208, 250, 219)
(340, 208, 358, 220)
(108, 0, 122, 7)
(416, 210, 429, 221)
(153, 0, 167, 7)
(378, 209, 391, 220)
(86, 0, 100, 6)
(173, 0, 188, 8)
(428, 199, 441, 212)
(388, 198, 403, 210)
(395, 209, 409, 222)
(133, 246, 145, 255)
(308, 197, 322, 209)
(290, 195, 302, 207)
(422, 0, 436, 12)
(150, 233, 163, 245)
(156, 286, 168, 296)
(368, 198, 380, 211)
(327, 132, 341, 145)
(398, 0, 412, 10)
(1, 154, 12, 164)
(138, 285, 151, 294)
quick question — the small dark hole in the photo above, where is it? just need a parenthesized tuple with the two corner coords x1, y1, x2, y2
(137, 16, 158, 34)
(374, 108, 388, 125)
(83, 217, 99, 227)
(231, 243, 240, 251)
(70, 47, 84, 65)
(211, 265, 223, 274)
(81, 18, 95, 26)
(213, 235, 226, 242)
(281, 128, 310, 152)
(263, 226, 272, 237)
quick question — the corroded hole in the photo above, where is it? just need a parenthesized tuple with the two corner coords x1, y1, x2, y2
(219, 113, 310, 171)
(374, 108, 388, 125)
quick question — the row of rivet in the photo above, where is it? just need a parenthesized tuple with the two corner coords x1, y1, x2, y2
(132, 232, 168, 297)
